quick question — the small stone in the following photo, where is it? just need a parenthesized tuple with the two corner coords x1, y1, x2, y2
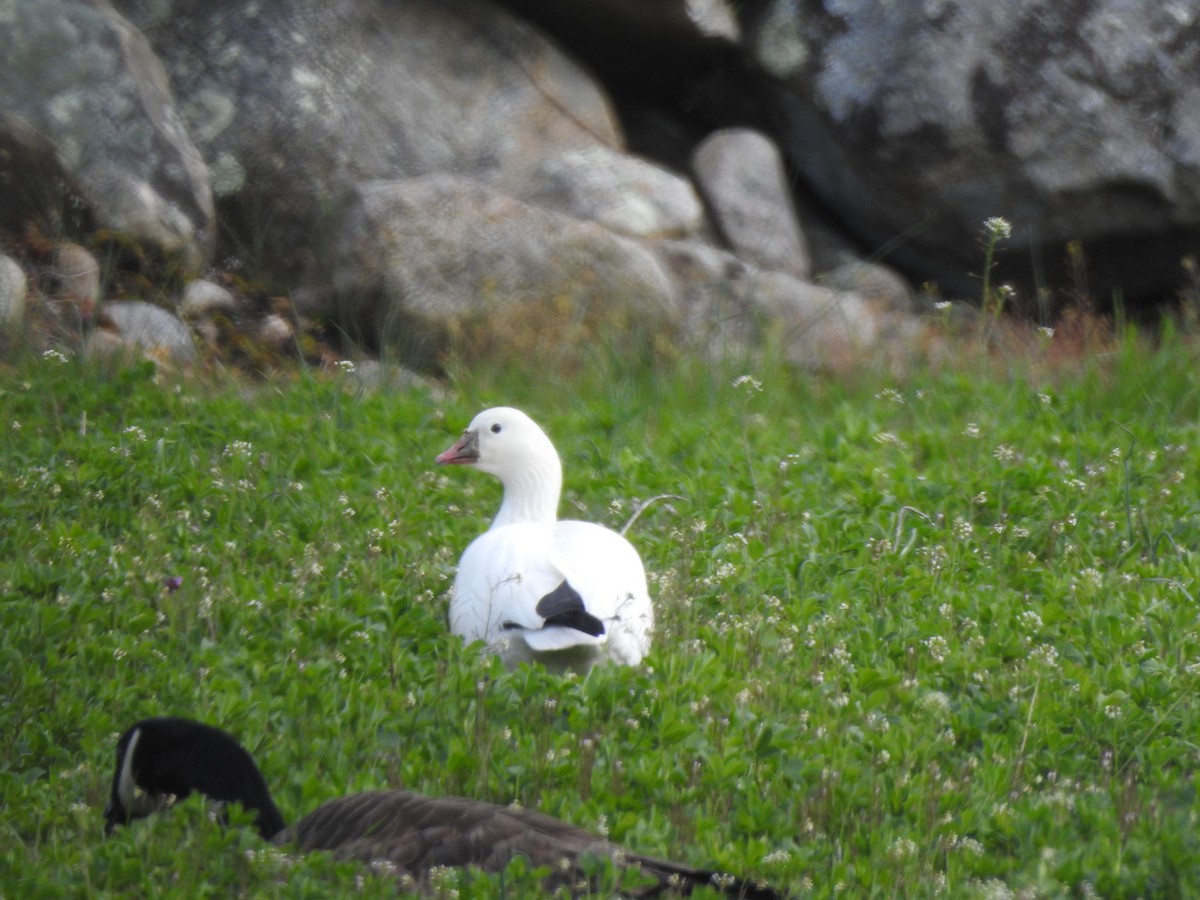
(179, 280, 237, 319)
(0, 255, 27, 325)
(257, 313, 293, 347)
(52, 243, 101, 318)
(101, 301, 197, 363)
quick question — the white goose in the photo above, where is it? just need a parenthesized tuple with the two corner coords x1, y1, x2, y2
(436, 407, 653, 669)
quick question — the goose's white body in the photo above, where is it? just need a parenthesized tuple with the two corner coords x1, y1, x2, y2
(437, 408, 652, 668)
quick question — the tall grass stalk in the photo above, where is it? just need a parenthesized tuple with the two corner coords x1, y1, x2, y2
(979, 216, 1013, 348)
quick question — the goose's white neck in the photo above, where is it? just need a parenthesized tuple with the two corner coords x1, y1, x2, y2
(491, 454, 562, 528)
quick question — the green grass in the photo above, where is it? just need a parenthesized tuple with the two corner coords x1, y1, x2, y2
(2, 334, 1199, 898)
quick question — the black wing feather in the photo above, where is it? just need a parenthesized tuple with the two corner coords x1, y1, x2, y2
(535, 580, 605, 636)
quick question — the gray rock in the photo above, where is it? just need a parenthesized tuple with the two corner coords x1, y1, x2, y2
(50, 243, 101, 312)
(691, 128, 811, 281)
(685, 0, 742, 41)
(655, 240, 884, 368)
(0, 0, 213, 267)
(497, 0, 741, 53)
(119, 0, 621, 290)
(100, 300, 197, 363)
(256, 313, 293, 349)
(822, 261, 914, 313)
(178, 279, 236, 320)
(522, 145, 704, 238)
(0, 255, 28, 325)
(745, 0, 1200, 302)
(0, 0, 939, 369)
(330, 174, 676, 370)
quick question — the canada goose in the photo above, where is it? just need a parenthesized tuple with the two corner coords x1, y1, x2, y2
(436, 407, 653, 670)
(104, 718, 783, 898)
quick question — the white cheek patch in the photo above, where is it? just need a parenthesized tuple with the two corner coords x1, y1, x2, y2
(117, 727, 142, 812)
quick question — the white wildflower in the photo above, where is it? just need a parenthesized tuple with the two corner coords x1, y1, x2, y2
(983, 217, 1012, 240)
(921, 691, 951, 714)
(732, 374, 762, 393)
(222, 440, 254, 460)
(924, 635, 949, 663)
(889, 837, 919, 860)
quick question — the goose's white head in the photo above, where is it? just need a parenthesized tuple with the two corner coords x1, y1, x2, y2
(436, 407, 563, 526)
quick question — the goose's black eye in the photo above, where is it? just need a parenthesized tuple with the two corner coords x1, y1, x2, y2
(491, 423, 502, 434)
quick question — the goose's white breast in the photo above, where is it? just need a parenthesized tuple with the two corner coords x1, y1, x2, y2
(449, 521, 562, 641)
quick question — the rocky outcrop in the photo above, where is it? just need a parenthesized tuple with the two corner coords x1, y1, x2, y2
(3, 0, 917, 373)
(13, 0, 1192, 376)
(116, 0, 622, 290)
(743, 0, 1200, 303)
(655, 240, 887, 369)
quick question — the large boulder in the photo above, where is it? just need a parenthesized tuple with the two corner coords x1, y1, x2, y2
(331, 175, 676, 370)
(744, 0, 1200, 303)
(116, 0, 624, 290)
(0, 0, 213, 268)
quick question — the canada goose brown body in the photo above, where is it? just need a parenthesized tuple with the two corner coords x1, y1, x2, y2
(282, 790, 615, 868)
(104, 718, 783, 898)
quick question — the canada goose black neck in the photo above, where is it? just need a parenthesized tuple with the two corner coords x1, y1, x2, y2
(105, 717, 285, 840)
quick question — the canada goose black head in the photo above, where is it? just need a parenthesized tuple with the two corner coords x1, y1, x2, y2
(104, 717, 284, 839)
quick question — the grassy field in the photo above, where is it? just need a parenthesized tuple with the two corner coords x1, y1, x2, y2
(2, 331, 1199, 897)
